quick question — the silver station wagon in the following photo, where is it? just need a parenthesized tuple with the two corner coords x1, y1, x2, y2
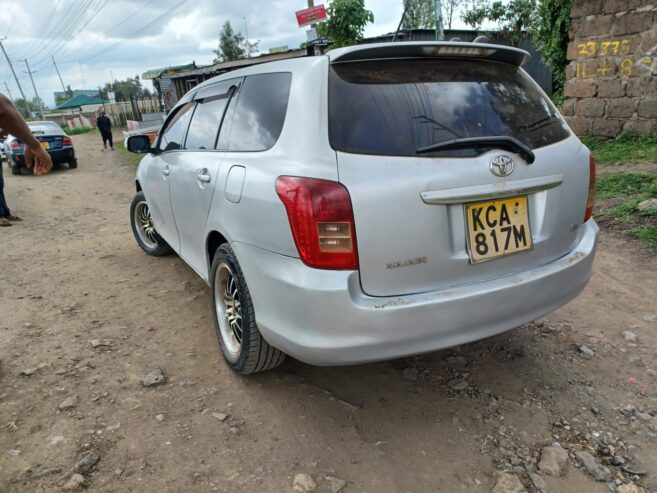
(127, 42, 598, 374)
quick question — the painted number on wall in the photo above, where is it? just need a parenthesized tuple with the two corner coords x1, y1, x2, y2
(578, 39, 631, 57)
(575, 37, 652, 78)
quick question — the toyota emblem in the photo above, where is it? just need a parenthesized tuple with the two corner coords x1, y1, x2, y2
(490, 154, 515, 177)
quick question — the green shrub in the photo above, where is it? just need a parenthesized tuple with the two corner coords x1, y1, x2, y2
(66, 127, 95, 135)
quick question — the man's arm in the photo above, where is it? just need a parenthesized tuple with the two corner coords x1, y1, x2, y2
(0, 94, 52, 175)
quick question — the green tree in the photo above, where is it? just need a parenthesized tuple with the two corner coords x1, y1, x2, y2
(317, 0, 374, 48)
(531, 0, 572, 92)
(442, 0, 464, 29)
(401, 0, 464, 32)
(54, 84, 75, 107)
(14, 98, 38, 118)
(464, 0, 572, 92)
(101, 76, 149, 101)
(31, 96, 46, 112)
(463, 0, 536, 44)
(402, 0, 434, 29)
(213, 21, 259, 63)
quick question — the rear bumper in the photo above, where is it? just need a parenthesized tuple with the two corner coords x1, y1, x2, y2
(233, 220, 599, 366)
(11, 147, 75, 167)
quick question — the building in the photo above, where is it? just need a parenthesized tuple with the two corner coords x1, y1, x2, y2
(143, 50, 308, 111)
(53, 89, 100, 106)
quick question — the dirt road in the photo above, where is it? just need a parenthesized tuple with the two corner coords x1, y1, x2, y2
(1, 133, 656, 493)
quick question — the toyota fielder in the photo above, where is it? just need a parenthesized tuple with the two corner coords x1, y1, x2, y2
(126, 41, 598, 374)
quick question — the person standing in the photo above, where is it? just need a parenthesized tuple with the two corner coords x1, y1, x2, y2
(0, 159, 16, 226)
(96, 111, 114, 150)
(0, 94, 53, 226)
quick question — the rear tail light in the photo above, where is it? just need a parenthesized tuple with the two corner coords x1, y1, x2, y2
(9, 141, 21, 149)
(275, 176, 358, 270)
(584, 154, 596, 222)
(63, 137, 72, 145)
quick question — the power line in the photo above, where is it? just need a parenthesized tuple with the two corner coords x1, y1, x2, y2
(28, 0, 96, 67)
(65, 0, 190, 64)
(13, 0, 67, 60)
(31, 0, 111, 69)
(53, 0, 159, 63)
(23, 0, 95, 68)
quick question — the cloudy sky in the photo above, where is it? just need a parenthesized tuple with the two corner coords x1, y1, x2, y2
(0, 0, 472, 108)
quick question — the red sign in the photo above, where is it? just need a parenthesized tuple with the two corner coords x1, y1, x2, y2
(295, 4, 327, 27)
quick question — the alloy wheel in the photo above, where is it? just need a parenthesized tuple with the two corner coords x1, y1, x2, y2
(215, 263, 243, 356)
(134, 201, 157, 249)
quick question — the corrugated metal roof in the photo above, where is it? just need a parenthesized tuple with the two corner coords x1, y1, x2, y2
(56, 93, 104, 110)
(161, 49, 308, 79)
(142, 63, 197, 80)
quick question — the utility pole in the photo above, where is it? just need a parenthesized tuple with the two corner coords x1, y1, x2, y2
(393, 7, 408, 42)
(243, 17, 250, 57)
(79, 62, 86, 88)
(307, 0, 319, 55)
(434, 0, 445, 41)
(52, 56, 66, 93)
(24, 58, 42, 118)
(0, 37, 29, 115)
(4, 81, 14, 102)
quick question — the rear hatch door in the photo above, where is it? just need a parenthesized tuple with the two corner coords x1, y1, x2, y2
(329, 58, 590, 297)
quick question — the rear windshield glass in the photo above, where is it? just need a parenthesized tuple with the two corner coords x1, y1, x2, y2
(329, 59, 570, 157)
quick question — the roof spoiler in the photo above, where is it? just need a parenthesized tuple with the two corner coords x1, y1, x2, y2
(327, 41, 530, 66)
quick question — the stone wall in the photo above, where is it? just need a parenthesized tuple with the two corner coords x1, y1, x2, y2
(563, 0, 657, 136)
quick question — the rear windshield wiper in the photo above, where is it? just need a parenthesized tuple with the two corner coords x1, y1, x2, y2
(416, 136, 535, 164)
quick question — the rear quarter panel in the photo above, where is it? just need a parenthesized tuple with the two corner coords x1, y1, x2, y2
(205, 57, 337, 263)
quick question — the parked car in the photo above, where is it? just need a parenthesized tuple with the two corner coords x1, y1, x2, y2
(126, 41, 598, 374)
(6, 121, 77, 175)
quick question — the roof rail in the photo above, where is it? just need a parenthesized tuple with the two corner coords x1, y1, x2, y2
(327, 41, 530, 66)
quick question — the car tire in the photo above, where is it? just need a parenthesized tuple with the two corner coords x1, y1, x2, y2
(211, 244, 286, 374)
(130, 191, 172, 256)
(10, 165, 20, 175)
(68, 159, 77, 169)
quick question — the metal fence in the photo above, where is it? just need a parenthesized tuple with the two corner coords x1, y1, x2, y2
(102, 97, 161, 126)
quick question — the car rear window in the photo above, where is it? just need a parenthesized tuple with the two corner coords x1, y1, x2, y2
(328, 59, 570, 157)
(29, 122, 62, 134)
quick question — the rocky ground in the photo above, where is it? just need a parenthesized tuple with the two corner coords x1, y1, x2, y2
(0, 132, 656, 492)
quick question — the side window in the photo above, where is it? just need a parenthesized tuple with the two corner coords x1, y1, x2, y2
(184, 97, 230, 150)
(226, 73, 292, 152)
(158, 102, 194, 152)
(184, 80, 238, 150)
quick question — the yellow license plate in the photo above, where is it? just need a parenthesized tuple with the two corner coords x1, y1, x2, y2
(40, 141, 49, 149)
(465, 196, 533, 263)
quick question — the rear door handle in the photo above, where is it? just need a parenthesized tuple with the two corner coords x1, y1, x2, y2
(197, 168, 211, 184)
(162, 165, 171, 177)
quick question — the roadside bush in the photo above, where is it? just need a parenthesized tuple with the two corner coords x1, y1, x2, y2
(66, 127, 95, 135)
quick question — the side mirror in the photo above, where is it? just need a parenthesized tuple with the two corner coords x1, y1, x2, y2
(125, 134, 152, 154)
